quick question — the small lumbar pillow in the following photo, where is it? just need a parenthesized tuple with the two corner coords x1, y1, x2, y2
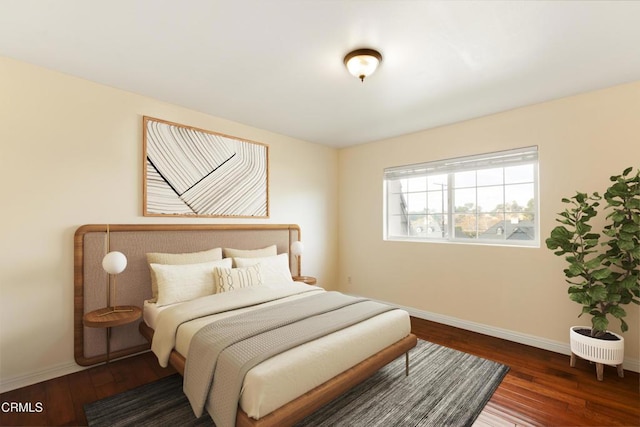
(214, 264, 264, 293)
(234, 253, 294, 287)
(151, 258, 231, 307)
(146, 247, 223, 302)
(223, 245, 277, 260)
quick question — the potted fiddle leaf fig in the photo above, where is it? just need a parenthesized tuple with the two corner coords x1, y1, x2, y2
(545, 167, 640, 380)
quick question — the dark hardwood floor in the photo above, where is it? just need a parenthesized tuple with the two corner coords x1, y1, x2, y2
(410, 318, 639, 427)
(1, 317, 638, 426)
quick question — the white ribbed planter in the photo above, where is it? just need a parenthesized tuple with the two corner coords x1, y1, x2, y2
(570, 326, 624, 381)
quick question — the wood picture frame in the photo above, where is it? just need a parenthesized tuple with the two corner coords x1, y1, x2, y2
(143, 116, 269, 217)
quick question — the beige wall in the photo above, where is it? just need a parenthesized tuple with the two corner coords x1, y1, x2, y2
(1, 54, 638, 391)
(338, 82, 640, 367)
(0, 57, 338, 391)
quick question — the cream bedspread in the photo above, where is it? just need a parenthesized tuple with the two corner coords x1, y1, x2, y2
(151, 283, 319, 367)
(148, 283, 411, 420)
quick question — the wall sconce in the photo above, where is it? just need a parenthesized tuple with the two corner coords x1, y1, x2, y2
(344, 48, 382, 82)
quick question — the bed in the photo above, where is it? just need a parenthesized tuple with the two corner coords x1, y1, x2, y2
(74, 224, 417, 427)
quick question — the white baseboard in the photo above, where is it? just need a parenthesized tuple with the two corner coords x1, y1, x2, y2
(387, 301, 640, 373)
(0, 362, 86, 394)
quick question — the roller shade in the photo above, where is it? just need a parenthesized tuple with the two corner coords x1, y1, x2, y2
(384, 146, 538, 180)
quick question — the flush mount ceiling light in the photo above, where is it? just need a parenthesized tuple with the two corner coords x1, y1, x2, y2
(343, 48, 382, 82)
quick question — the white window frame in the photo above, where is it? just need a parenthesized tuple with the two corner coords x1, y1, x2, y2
(383, 146, 539, 247)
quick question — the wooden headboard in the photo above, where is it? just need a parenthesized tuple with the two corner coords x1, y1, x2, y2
(74, 224, 302, 366)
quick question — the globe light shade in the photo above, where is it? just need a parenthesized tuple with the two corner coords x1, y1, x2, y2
(344, 48, 382, 82)
(290, 241, 304, 257)
(102, 251, 127, 275)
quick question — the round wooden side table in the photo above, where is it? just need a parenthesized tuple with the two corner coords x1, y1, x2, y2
(83, 306, 142, 363)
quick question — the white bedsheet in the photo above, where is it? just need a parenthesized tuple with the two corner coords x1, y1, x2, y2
(145, 285, 411, 420)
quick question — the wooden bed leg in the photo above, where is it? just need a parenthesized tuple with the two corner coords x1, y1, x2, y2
(405, 351, 409, 376)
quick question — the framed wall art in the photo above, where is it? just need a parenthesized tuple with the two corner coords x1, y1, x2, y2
(143, 116, 269, 217)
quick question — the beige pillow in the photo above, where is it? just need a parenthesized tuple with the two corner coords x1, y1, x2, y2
(234, 253, 294, 286)
(214, 264, 264, 293)
(223, 245, 277, 260)
(151, 258, 231, 307)
(146, 247, 223, 301)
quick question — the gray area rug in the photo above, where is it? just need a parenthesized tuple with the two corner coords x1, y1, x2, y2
(84, 339, 509, 427)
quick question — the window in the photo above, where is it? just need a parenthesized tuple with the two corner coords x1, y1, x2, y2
(384, 146, 539, 247)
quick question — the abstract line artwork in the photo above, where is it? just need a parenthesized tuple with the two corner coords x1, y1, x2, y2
(143, 117, 269, 217)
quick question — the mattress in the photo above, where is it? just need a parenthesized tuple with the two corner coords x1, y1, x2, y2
(145, 288, 411, 419)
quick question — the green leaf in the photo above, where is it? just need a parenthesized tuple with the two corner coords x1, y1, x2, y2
(550, 226, 573, 240)
(621, 275, 639, 290)
(576, 221, 592, 236)
(569, 291, 590, 305)
(609, 305, 627, 319)
(609, 182, 630, 197)
(618, 231, 634, 241)
(567, 264, 584, 276)
(545, 237, 560, 250)
(587, 285, 607, 301)
(621, 319, 629, 333)
(619, 239, 635, 251)
(606, 293, 622, 303)
(626, 198, 640, 209)
(584, 257, 603, 270)
(611, 211, 626, 222)
(591, 268, 613, 280)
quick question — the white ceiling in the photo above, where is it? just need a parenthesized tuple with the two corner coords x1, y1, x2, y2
(1, 1, 639, 147)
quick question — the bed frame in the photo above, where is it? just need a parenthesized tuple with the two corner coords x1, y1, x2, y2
(74, 223, 417, 426)
(139, 322, 416, 427)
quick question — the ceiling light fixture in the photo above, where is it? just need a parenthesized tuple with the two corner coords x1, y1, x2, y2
(343, 48, 382, 82)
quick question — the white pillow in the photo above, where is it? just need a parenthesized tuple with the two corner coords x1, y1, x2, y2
(146, 247, 223, 302)
(234, 253, 294, 286)
(214, 264, 264, 293)
(151, 258, 231, 307)
(223, 245, 277, 260)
